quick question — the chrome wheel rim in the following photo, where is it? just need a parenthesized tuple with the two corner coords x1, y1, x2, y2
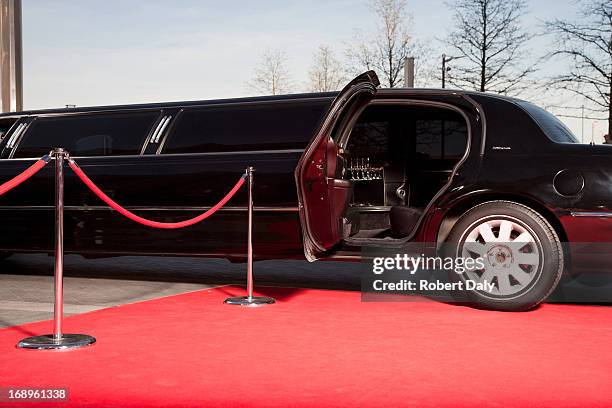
(459, 216, 543, 298)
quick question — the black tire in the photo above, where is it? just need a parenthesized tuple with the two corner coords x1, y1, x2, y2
(446, 201, 563, 312)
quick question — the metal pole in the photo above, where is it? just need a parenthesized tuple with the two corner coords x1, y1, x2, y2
(581, 105, 585, 144)
(0, 0, 23, 112)
(246, 166, 254, 301)
(404, 57, 414, 88)
(53, 148, 65, 340)
(17, 149, 96, 349)
(442, 54, 446, 89)
(224, 166, 275, 306)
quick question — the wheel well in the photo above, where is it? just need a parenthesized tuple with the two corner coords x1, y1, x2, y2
(436, 194, 568, 244)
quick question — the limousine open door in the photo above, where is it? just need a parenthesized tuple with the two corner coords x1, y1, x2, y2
(295, 71, 379, 261)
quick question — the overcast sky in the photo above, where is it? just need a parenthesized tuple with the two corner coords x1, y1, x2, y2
(21, 0, 603, 141)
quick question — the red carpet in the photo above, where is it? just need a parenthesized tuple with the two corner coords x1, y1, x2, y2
(1, 286, 611, 407)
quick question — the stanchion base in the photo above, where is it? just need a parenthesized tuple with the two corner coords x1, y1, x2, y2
(17, 334, 96, 350)
(224, 296, 275, 307)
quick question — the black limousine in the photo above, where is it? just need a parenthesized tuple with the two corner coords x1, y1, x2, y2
(0, 71, 608, 311)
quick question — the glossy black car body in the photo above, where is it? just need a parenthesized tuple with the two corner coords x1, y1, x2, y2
(0, 71, 607, 279)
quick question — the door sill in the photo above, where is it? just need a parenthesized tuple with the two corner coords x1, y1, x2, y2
(319, 237, 420, 261)
(343, 235, 407, 247)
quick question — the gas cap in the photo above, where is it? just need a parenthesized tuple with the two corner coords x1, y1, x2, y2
(553, 169, 584, 197)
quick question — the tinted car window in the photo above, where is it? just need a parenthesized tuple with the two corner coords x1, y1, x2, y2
(0, 119, 17, 142)
(348, 120, 391, 156)
(516, 101, 579, 144)
(415, 117, 467, 159)
(14, 111, 159, 158)
(163, 99, 331, 154)
(348, 105, 467, 160)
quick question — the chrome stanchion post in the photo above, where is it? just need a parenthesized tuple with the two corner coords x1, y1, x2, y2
(18, 148, 96, 349)
(225, 166, 275, 306)
(246, 166, 255, 301)
(53, 147, 66, 341)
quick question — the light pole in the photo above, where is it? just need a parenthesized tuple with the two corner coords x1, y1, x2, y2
(581, 105, 585, 143)
(0, 0, 23, 112)
(404, 57, 415, 88)
(441, 54, 463, 89)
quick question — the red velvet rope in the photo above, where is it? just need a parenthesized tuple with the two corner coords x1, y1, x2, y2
(69, 159, 246, 229)
(0, 156, 50, 196)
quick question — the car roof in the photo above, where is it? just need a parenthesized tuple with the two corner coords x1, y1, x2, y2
(378, 87, 525, 102)
(0, 88, 526, 119)
(0, 91, 340, 118)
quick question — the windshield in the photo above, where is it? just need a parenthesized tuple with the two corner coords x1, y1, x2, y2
(515, 101, 579, 144)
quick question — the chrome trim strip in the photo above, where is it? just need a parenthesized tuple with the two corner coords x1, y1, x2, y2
(156, 108, 183, 153)
(349, 205, 391, 212)
(570, 212, 612, 218)
(6, 122, 25, 148)
(0, 148, 306, 162)
(4, 128, 17, 148)
(152, 148, 306, 158)
(149, 117, 166, 143)
(139, 115, 166, 155)
(0, 205, 299, 212)
(153, 115, 171, 143)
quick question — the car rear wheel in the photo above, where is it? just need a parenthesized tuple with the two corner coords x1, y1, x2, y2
(446, 201, 563, 311)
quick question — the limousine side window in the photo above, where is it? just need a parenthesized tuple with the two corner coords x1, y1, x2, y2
(13, 111, 160, 158)
(415, 113, 468, 159)
(346, 105, 467, 160)
(0, 118, 18, 142)
(162, 100, 331, 154)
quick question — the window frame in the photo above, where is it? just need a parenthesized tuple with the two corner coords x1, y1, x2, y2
(334, 98, 474, 241)
(337, 99, 472, 155)
(10, 108, 163, 160)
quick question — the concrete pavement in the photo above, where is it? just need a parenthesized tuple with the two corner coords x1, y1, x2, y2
(0, 253, 361, 328)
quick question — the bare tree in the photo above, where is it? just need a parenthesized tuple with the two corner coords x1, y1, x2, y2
(346, 0, 424, 88)
(546, 1, 612, 135)
(248, 50, 292, 95)
(308, 45, 345, 92)
(444, 0, 534, 94)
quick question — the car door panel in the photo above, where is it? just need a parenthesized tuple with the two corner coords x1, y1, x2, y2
(0, 157, 54, 251)
(296, 71, 380, 260)
(64, 151, 305, 258)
